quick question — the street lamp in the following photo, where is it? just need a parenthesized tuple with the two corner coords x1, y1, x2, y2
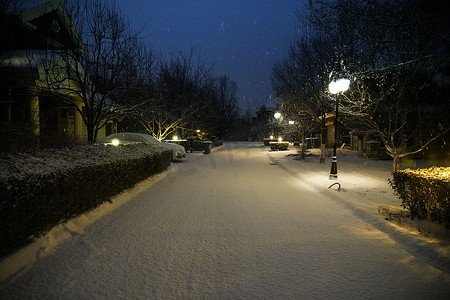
(328, 78, 350, 180)
(274, 112, 282, 140)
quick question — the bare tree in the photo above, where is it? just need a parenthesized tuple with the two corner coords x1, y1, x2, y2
(214, 75, 239, 140)
(271, 35, 335, 162)
(293, 0, 450, 169)
(37, 0, 144, 142)
(341, 69, 449, 171)
(136, 49, 217, 140)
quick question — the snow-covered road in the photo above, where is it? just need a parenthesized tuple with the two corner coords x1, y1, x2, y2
(1, 142, 450, 299)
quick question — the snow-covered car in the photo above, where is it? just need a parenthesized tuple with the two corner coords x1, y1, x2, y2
(98, 132, 186, 160)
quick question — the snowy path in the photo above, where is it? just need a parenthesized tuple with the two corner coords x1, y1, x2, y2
(1, 142, 450, 299)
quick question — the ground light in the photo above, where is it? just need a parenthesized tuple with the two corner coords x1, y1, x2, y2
(111, 139, 120, 146)
(328, 78, 350, 180)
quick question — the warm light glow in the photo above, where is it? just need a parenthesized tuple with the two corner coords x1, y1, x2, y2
(196, 129, 201, 133)
(270, 135, 274, 140)
(289, 120, 295, 125)
(278, 136, 283, 142)
(329, 78, 350, 94)
(111, 139, 120, 146)
(173, 135, 179, 141)
(274, 112, 281, 119)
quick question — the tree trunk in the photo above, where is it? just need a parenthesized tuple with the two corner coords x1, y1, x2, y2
(392, 155, 401, 171)
(320, 143, 326, 163)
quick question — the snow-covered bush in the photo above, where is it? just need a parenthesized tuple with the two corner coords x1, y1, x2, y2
(389, 167, 450, 228)
(0, 144, 172, 258)
(269, 142, 289, 151)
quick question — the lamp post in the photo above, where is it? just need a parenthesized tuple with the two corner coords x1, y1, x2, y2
(328, 78, 350, 180)
(274, 112, 281, 140)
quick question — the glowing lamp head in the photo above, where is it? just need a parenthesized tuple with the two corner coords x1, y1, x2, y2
(289, 120, 295, 125)
(278, 136, 283, 142)
(328, 78, 350, 94)
(173, 135, 179, 141)
(111, 138, 120, 146)
(274, 112, 281, 119)
(270, 135, 274, 140)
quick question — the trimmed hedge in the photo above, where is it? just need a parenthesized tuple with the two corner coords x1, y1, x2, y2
(264, 138, 277, 146)
(269, 141, 289, 151)
(389, 167, 450, 228)
(0, 144, 172, 258)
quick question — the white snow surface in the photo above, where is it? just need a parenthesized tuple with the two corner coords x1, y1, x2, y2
(1, 142, 450, 299)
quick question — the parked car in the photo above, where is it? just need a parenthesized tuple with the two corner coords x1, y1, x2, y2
(98, 132, 186, 160)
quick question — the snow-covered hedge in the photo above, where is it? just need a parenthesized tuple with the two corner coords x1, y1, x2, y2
(389, 167, 450, 228)
(0, 144, 172, 258)
(269, 141, 289, 151)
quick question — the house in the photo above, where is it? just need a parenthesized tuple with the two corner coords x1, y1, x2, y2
(0, 0, 116, 151)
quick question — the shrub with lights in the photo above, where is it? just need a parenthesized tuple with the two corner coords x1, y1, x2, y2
(389, 167, 450, 228)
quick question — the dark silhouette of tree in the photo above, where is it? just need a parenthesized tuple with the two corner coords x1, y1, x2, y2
(271, 35, 335, 162)
(135, 49, 217, 140)
(273, 0, 450, 169)
(214, 75, 239, 140)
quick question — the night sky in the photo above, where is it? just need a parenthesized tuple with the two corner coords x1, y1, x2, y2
(116, 0, 304, 113)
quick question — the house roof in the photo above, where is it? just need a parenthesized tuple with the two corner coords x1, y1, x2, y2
(11, 0, 81, 49)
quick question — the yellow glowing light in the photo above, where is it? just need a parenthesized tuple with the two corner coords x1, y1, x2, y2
(274, 112, 281, 119)
(289, 120, 295, 125)
(270, 135, 274, 140)
(329, 78, 350, 94)
(278, 136, 283, 142)
(111, 139, 120, 146)
(196, 129, 201, 133)
(173, 135, 179, 141)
